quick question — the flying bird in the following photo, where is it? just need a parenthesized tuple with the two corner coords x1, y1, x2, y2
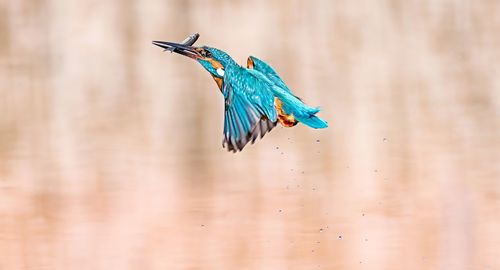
(153, 34, 328, 152)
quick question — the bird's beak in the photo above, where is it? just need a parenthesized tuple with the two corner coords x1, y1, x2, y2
(152, 41, 202, 60)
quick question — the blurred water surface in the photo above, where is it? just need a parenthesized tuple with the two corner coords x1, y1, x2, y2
(0, 0, 499, 269)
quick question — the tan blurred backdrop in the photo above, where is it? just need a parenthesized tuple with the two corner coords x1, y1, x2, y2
(1, 0, 499, 269)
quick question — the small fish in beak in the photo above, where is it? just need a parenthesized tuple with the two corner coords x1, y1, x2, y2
(162, 33, 200, 53)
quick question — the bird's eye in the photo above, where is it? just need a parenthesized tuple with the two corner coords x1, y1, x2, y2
(197, 48, 212, 58)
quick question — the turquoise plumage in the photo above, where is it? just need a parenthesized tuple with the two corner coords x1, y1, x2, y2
(153, 35, 328, 152)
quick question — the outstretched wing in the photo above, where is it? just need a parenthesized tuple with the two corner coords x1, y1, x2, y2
(222, 71, 278, 152)
(247, 56, 293, 94)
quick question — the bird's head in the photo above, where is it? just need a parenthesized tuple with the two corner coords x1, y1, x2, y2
(153, 40, 236, 89)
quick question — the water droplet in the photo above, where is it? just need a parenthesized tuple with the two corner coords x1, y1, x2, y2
(319, 228, 324, 233)
(383, 138, 387, 142)
(316, 139, 320, 142)
(338, 235, 342, 239)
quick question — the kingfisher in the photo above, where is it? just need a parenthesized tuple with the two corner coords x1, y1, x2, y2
(153, 34, 328, 152)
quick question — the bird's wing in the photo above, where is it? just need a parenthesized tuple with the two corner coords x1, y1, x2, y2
(247, 56, 292, 93)
(222, 72, 278, 152)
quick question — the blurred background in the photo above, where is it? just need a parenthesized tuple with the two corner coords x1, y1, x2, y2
(1, 0, 499, 269)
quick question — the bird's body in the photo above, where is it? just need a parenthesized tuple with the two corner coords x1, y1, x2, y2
(153, 36, 328, 152)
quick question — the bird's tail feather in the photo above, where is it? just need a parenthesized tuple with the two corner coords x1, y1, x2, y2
(295, 113, 328, 129)
(271, 86, 328, 129)
(285, 102, 328, 129)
